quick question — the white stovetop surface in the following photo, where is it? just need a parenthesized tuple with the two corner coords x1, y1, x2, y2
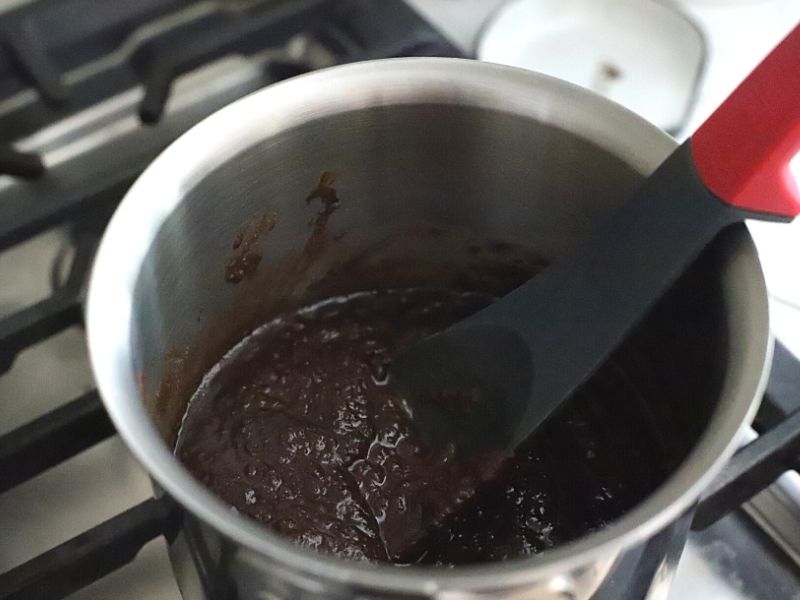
(1, 2, 799, 599)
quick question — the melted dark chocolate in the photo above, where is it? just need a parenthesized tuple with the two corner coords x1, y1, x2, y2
(176, 288, 668, 565)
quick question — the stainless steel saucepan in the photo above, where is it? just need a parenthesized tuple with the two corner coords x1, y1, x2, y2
(86, 58, 771, 600)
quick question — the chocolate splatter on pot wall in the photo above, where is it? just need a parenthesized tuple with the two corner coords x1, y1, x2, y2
(225, 211, 279, 283)
(304, 171, 341, 256)
(224, 171, 341, 284)
(149, 348, 190, 442)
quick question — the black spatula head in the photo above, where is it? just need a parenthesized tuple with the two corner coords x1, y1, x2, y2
(391, 323, 533, 453)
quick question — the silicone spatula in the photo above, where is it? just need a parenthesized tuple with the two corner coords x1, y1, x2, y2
(391, 23, 800, 454)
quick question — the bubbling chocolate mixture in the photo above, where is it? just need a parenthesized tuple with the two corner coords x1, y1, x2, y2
(176, 288, 669, 565)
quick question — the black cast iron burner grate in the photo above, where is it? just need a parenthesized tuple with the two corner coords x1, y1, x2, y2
(0, 0, 799, 598)
(0, 1, 460, 597)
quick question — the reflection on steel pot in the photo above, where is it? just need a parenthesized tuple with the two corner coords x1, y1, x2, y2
(86, 58, 771, 600)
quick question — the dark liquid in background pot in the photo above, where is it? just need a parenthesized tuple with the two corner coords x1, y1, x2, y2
(175, 287, 674, 565)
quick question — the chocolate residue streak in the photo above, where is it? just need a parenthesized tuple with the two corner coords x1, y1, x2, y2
(304, 171, 341, 255)
(136, 371, 146, 399)
(152, 348, 190, 444)
(225, 211, 279, 284)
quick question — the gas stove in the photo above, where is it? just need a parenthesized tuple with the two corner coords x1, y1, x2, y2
(1, 1, 799, 599)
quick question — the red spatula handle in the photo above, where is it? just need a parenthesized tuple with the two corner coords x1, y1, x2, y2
(692, 23, 800, 219)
